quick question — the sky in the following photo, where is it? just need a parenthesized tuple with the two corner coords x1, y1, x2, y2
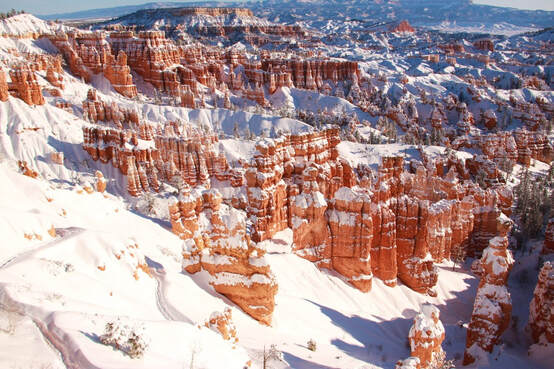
(0, 0, 552, 15)
(473, 0, 554, 11)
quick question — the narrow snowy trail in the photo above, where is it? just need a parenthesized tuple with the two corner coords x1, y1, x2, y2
(0, 227, 84, 270)
(32, 317, 102, 369)
(0, 227, 98, 369)
(151, 267, 193, 324)
(0, 287, 100, 369)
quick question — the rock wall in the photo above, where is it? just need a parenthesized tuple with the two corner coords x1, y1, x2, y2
(464, 215, 514, 365)
(466, 130, 553, 167)
(103, 51, 138, 98)
(8, 66, 45, 105)
(49, 31, 138, 97)
(259, 58, 359, 92)
(238, 129, 512, 296)
(389, 20, 415, 33)
(81, 102, 514, 304)
(0, 69, 9, 101)
(171, 188, 277, 325)
(528, 261, 553, 344)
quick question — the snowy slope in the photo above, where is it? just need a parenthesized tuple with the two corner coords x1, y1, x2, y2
(0, 9, 552, 369)
(0, 13, 64, 37)
(0, 161, 550, 369)
(102, 6, 275, 30)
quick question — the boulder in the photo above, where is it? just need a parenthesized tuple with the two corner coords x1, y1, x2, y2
(408, 304, 445, 368)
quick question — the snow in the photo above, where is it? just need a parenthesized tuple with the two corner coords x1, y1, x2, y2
(0, 156, 550, 368)
(0, 14, 61, 37)
(0, 7, 552, 369)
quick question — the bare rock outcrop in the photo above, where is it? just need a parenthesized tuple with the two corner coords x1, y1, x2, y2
(528, 262, 554, 344)
(204, 307, 238, 343)
(172, 188, 277, 325)
(389, 20, 415, 33)
(103, 51, 138, 98)
(474, 39, 494, 52)
(8, 66, 45, 105)
(408, 304, 445, 368)
(0, 69, 9, 101)
(464, 215, 514, 365)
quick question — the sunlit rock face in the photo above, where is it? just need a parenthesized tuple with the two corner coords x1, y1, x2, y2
(408, 304, 445, 369)
(528, 262, 554, 344)
(464, 215, 514, 365)
(0, 70, 9, 102)
(8, 66, 45, 105)
(171, 188, 277, 325)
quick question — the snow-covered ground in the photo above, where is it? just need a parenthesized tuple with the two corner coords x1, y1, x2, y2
(1, 157, 551, 369)
(0, 6, 552, 369)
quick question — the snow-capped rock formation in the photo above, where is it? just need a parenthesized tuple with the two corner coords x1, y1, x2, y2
(103, 6, 305, 44)
(408, 304, 445, 369)
(171, 188, 277, 325)
(48, 30, 138, 96)
(528, 262, 554, 344)
(2, 1, 554, 368)
(8, 66, 45, 105)
(464, 214, 514, 365)
(103, 51, 138, 98)
(0, 69, 9, 101)
(204, 307, 239, 343)
(95, 170, 107, 193)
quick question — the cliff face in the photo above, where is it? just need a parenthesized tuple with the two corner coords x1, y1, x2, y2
(80, 100, 515, 324)
(453, 129, 553, 168)
(8, 66, 45, 105)
(0, 69, 9, 101)
(49, 28, 361, 109)
(49, 31, 138, 97)
(103, 51, 138, 98)
(241, 131, 511, 296)
(464, 215, 514, 365)
(171, 188, 277, 325)
(528, 262, 554, 344)
(389, 20, 415, 33)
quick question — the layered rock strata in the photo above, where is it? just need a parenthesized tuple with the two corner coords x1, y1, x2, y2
(464, 215, 514, 365)
(8, 66, 45, 105)
(528, 262, 553, 344)
(0, 69, 9, 101)
(49, 31, 138, 97)
(170, 188, 277, 325)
